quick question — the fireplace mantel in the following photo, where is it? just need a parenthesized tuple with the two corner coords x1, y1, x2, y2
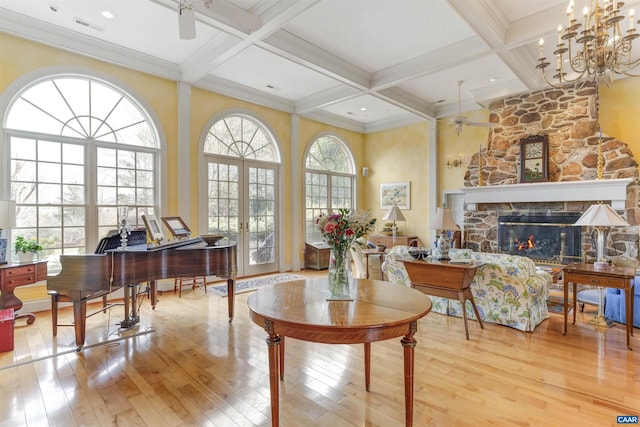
(461, 178, 632, 211)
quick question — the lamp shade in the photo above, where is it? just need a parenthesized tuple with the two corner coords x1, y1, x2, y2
(430, 207, 460, 231)
(383, 206, 405, 222)
(0, 200, 16, 229)
(574, 203, 629, 227)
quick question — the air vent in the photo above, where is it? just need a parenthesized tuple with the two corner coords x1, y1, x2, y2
(73, 17, 104, 31)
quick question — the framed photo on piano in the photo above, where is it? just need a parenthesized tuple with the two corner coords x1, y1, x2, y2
(161, 216, 191, 240)
(142, 214, 164, 244)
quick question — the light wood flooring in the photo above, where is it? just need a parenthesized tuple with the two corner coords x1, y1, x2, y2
(1, 272, 639, 426)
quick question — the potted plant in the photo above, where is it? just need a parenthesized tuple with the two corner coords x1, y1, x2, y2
(14, 236, 43, 263)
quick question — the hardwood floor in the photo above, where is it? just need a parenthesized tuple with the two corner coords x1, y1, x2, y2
(1, 272, 639, 426)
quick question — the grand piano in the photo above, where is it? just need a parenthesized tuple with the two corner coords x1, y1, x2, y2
(47, 236, 237, 349)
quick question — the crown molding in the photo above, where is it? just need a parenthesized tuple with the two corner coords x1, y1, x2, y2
(196, 75, 294, 113)
(0, 9, 181, 81)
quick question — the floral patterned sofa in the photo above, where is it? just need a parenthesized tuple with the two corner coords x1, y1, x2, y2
(381, 246, 552, 332)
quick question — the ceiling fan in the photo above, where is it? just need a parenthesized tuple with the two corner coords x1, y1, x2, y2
(178, 0, 263, 40)
(450, 80, 496, 136)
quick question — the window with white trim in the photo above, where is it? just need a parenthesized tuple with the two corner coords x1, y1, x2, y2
(5, 76, 159, 272)
(304, 135, 356, 243)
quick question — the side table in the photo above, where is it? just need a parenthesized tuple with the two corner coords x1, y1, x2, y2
(0, 261, 48, 324)
(563, 262, 635, 350)
(401, 259, 484, 340)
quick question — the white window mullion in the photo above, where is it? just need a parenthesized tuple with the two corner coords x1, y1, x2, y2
(85, 142, 99, 252)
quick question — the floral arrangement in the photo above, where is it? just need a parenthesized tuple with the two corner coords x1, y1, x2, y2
(316, 208, 377, 298)
(316, 208, 377, 252)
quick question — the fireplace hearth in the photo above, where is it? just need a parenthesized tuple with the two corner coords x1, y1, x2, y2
(498, 212, 582, 264)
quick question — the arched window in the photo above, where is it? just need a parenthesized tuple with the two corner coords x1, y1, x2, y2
(304, 134, 356, 242)
(4, 75, 160, 272)
(203, 113, 280, 277)
(204, 115, 278, 161)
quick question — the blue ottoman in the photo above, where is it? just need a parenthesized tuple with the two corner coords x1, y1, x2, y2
(604, 279, 640, 328)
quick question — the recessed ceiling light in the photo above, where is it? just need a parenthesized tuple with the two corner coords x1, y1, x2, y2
(489, 77, 497, 82)
(360, 107, 367, 111)
(100, 10, 114, 19)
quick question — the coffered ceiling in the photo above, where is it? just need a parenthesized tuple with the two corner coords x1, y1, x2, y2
(1, 0, 639, 133)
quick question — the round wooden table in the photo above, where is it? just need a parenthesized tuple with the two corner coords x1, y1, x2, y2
(247, 277, 432, 426)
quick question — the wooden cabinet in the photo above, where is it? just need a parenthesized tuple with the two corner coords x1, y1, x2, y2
(0, 261, 47, 324)
(369, 235, 418, 248)
(304, 243, 330, 270)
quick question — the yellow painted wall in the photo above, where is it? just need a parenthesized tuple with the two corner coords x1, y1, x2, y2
(437, 109, 491, 204)
(363, 122, 431, 245)
(599, 77, 640, 153)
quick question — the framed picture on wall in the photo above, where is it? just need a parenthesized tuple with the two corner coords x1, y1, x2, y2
(380, 182, 411, 209)
(520, 135, 548, 183)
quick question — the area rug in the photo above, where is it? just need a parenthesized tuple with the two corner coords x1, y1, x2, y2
(208, 273, 305, 297)
(547, 295, 565, 314)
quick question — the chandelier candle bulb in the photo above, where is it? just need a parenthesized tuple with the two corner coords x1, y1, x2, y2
(558, 24, 563, 44)
(630, 9, 635, 30)
(539, 38, 544, 58)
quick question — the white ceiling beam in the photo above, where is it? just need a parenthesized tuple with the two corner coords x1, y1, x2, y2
(371, 37, 490, 90)
(260, 29, 371, 90)
(447, 0, 545, 92)
(181, 0, 319, 83)
(376, 87, 436, 119)
(295, 85, 363, 114)
(196, 75, 295, 113)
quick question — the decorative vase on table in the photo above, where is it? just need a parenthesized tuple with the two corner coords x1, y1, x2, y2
(327, 247, 353, 300)
(315, 208, 377, 301)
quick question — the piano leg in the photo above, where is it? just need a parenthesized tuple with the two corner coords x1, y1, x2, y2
(73, 300, 87, 351)
(150, 280, 157, 309)
(120, 283, 139, 329)
(227, 278, 235, 322)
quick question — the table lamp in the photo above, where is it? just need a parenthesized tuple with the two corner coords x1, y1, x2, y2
(430, 207, 459, 260)
(382, 205, 405, 246)
(574, 202, 629, 327)
(0, 200, 17, 264)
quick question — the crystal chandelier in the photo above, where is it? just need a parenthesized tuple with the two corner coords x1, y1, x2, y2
(536, 0, 640, 87)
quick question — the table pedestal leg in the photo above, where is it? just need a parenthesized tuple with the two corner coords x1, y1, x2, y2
(401, 321, 418, 427)
(264, 321, 281, 427)
(364, 342, 371, 391)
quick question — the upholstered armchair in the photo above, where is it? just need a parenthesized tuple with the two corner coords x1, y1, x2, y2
(382, 246, 552, 332)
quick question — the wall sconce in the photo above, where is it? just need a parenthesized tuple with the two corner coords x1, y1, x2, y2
(446, 153, 464, 169)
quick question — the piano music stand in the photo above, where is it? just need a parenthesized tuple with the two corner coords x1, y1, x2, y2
(95, 230, 147, 253)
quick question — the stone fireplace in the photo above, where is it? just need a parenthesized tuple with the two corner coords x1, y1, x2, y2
(459, 82, 640, 264)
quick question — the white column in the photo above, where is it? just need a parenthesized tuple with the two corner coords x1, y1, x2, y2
(177, 81, 191, 222)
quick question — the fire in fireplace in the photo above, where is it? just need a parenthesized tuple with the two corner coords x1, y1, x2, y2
(498, 212, 582, 264)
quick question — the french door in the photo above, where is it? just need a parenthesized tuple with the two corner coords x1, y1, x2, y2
(206, 158, 278, 277)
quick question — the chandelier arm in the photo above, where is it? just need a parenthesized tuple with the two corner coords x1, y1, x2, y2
(538, 1, 639, 88)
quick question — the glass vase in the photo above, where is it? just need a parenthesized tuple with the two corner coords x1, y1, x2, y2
(327, 248, 353, 300)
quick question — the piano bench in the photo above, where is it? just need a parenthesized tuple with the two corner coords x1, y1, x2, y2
(48, 291, 113, 337)
(174, 276, 211, 297)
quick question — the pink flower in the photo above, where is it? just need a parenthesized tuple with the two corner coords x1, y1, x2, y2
(324, 223, 336, 233)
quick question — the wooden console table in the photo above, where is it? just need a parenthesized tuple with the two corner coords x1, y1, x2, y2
(401, 259, 484, 340)
(0, 261, 48, 324)
(563, 262, 635, 350)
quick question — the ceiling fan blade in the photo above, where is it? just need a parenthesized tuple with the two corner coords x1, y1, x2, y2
(465, 121, 496, 128)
